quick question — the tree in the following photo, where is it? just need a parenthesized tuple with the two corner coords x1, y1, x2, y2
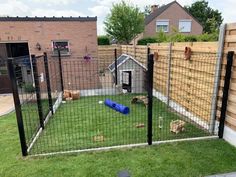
(184, 0, 223, 33)
(143, 5, 152, 17)
(104, 1, 145, 44)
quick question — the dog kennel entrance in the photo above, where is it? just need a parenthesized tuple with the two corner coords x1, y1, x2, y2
(121, 70, 132, 93)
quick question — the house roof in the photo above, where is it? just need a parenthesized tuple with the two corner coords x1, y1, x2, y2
(145, 1, 202, 27)
(145, 1, 175, 25)
(108, 54, 147, 72)
(0, 16, 97, 22)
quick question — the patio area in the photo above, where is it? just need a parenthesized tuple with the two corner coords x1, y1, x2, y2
(0, 94, 14, 117)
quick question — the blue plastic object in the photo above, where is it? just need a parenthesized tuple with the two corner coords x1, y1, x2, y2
(104, 99, 130, 115)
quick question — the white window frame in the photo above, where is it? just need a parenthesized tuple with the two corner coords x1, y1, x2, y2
(156, 20, 169, 33)
(179, 19, 192, 33)
(52, 40, 70, 55)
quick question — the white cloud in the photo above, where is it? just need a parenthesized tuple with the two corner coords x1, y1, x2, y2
(31, 0, 76, 5)
(88, 5, 109, 17)
(208, 0, 235, 23)
(32, 9, 85, 17)
(0, 0, 31, 16)
(0, 0, 85, 17)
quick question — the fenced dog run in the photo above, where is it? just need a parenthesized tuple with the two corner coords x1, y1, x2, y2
(7, 29, 236, 157)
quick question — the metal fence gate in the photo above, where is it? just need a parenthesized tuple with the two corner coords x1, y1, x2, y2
(7, 49, 234, 156)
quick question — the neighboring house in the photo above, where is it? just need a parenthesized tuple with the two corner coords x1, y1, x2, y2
(144, 1, 203, 37)
(0, 16, 98, 93)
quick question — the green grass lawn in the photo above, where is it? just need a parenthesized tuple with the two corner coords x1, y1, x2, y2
(30, 94, 209, 155)
(1, 113, 236, 177)
(20, 98, 51, 146)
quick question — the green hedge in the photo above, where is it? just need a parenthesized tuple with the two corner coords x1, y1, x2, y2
(137, 32, 218, 45)
(137, 37, 158, 45)
(98, 36, 110, 45)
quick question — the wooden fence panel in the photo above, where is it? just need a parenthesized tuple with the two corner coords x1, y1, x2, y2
(217, 23, 236, 130)
(98, 45, 121, 71)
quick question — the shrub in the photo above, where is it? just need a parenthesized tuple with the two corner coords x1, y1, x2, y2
(23, 83, 35, 93)
(198, 33, 218, 42)
(98, 36, 110, 45)
(169, 33, 186, 42)
(155, 31, 168, 42)
(184, 35, 198, 42)
(137, 31, 218, 44)
(137, 37, 157, 45)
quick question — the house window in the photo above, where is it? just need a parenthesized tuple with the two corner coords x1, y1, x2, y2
(179, 20, 192, 32)
(0, 66, 7, 75)
(156, 20, 169, 32)
(52, 40, 70, 55)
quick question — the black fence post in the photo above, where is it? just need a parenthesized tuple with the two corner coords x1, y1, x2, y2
(114, 48, 118, 85)
(147, 54, 154, 145)
(7, 58, 28, 156)
(147, 47, 150, 68)
(32, 55, 44, 129)
(218, 51, 234, 138)
(57, 49, 64, 92)
(43, 52, 53, 114)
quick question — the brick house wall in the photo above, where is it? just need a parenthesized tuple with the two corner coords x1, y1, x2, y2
(144, 2, 203, 37)
(0, 17, 100, 90)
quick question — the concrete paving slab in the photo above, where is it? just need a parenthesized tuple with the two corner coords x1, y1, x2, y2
(206, 172, 236, 177)
(0, 94, 14, 117)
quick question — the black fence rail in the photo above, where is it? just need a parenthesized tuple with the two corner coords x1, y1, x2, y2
(7, 50, 234, 156)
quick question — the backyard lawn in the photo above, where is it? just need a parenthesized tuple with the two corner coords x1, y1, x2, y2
(30, 94, 208, 155)
(1, 112, 236, 177)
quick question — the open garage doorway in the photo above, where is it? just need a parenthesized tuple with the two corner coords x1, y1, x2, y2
(0, 42, 30, 94)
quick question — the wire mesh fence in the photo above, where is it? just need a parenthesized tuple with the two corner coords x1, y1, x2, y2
(7, 49, 224, 156)
(7, 56, 37, 149)
(30, 53, 149, 155)
(153, 51, 219, 141)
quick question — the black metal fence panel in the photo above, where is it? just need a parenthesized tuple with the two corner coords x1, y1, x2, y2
(7, 56, 39, 155)
(29, 53, 149, 155)
(153, 52, 219, 141)
(7, 50, 226, 156)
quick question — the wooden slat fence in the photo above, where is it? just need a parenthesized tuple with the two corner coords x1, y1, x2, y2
(217, 23, 236, 131)
(97, 45, 121, 71)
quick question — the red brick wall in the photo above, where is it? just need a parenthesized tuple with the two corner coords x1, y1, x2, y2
(0, 20, 99, 90)
(0, 20, 97, 58)
(144, 3, 203, 37)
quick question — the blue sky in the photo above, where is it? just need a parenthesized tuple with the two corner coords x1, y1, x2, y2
(0, 0, 235, 34)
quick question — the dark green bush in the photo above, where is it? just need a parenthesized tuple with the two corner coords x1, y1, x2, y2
(137, 32, 218, 44)
(23, 83, 35, 93)
(184, 35, 198, 42)
(137, 37, 157, 45)
(155, 31, 168, 42)
(198, 33, 218, 41)
(169, 33, 186, 42)
(98, 36, 110, 45)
